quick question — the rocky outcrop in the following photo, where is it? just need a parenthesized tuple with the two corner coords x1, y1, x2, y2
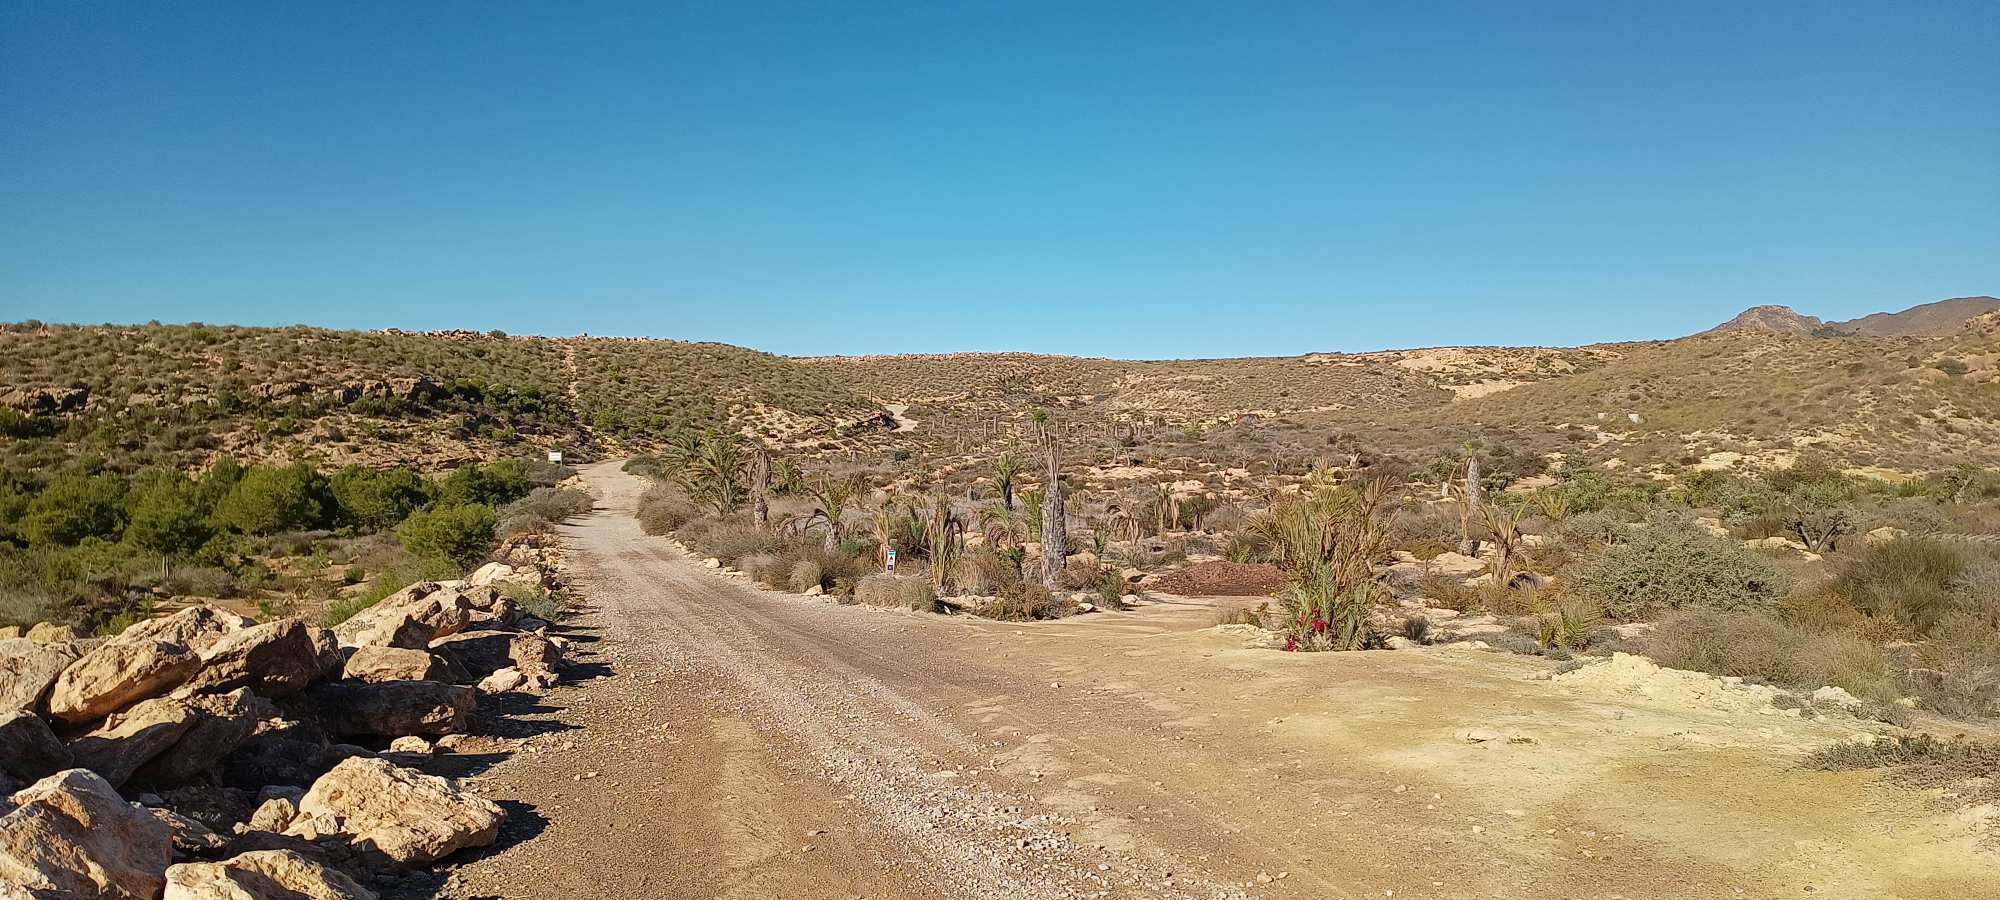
(297, 757, 503, 865)
(164, 848, 378, 900)
(120, 605, 257, 654)
(0, 769, 173, 900)
(184, 618, 342, 698)
(0, 384, 89, 415)
(304, 680, 475, 738)
(1704, 305, 1824, 335)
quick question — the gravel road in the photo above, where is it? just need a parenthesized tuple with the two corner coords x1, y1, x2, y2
(432, 462, 1998, 900)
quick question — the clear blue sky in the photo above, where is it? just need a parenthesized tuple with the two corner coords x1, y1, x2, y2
(2, 2, 1994, 358)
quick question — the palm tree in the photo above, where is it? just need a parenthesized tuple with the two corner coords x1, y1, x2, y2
(991, 451, 1023, 512)
(800, 472, 860, 550)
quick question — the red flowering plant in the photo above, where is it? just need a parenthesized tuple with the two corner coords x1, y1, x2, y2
(1273, 470, 1391, 652)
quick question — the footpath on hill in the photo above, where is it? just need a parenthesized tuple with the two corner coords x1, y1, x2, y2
(435, 461, 1998, 900)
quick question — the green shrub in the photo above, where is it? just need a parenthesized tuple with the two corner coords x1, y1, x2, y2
(434, 459, 534, 509)
(977, 582, 1075, 620)
(125, 476, 213, 564)
(497, 486, 593, 535)
(396, 503, 497, 566)
(20, 474, 128, 546)
(1567, 524, 1791, 620)
(330, 465, 430, 529)
(213, 463, 333, 535)
(1829, 539, 1966, 634)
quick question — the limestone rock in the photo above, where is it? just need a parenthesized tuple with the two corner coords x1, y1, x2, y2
(340, 646, 452, 684)
(1864, 526, 1908, 546)
(164, 849, 377, 900)
(219, 718, 331, 791)
(476, 667, 524, 694)
(116, 605, 256, 655)
(25, 622, 89, 643)
(0, 637, 84, 712)
(297, 757, 503, 864)
(246, 796, 299, 833)
(304, 680, 475, 738)
(68, 695, 200, 787)
(332, 583, 472, 650)
(0, 769, 173, 900)
(184, 618, 342, 698)
(137, 689, 273, 788)
(1427, 551, 1487, 579)
(48, 638, 202, 724)
(0, 709, 72, 782)
(150, 806, 229, 856)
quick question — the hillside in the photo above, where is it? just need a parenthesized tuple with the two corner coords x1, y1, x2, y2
(1828, 296, 2000, 337)
(0, 323, 884, 474)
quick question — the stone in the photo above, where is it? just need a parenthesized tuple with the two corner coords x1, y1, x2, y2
(1427, 551, 1487, 579)
(1864, 526, 1908, 546)
(68, 696, 201, 787)
(183, 618, 342, 699)
(219, 718, 331, 791)
(149, 806, 229, 856)
(0, 637, 84, 712)
(164, 849, 377, 900)
(246, 796, 300, 833)
(340, 645, 453, 684)
(0, 626, 17, 641)
(137, 689, 273, 788)
(1811, 685, 1865, 711)
(332, 583, 472, 650)
(0, 709, 72, 782)
(48, 638, 203, 724)
(304, 680, 476, 738)
(476, 668, 525, 694)
(117, 606, 256, 655)
(297, 757, 503, 864)
(25, 622, 88, 643)
(0, 769, 173, 900)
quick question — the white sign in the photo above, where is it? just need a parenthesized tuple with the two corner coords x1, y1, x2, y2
(547, 451, 563, 463)
(885, 548, 897, 573)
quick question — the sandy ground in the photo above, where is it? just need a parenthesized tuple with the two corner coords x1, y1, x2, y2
(426, 462, 2000, 900)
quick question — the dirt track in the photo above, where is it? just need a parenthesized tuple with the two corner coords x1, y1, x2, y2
(436, 462, 1999, 899)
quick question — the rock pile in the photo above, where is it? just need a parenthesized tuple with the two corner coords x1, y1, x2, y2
(0, 571, 573, 898)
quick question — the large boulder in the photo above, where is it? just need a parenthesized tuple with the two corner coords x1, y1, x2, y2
(0, 769, 173, 900)
(136, 689, 273, 788)
(184, 618, 342, 699)
(332, 583, 472, 650)
(1426, 551, 1488, 580)
(118, 605, 256, 655)
(164, 849, 377, 900)
(219, 718, 332, 791)
(47, 638, 202, 724)
(0, 637, 84, 712)
(304, 680, 475, 738)
(297, 757, 502, 865)
(0, 709, 72, 782)
(68, 695, 201, 787)
(340, 646, 453, 684)
(432, 629, 559, 687)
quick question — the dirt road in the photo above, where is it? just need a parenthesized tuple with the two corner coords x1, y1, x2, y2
(438, 462, 1998, 900)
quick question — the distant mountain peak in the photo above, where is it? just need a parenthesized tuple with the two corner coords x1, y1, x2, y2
(1826, 296, 2000, 337)
(1706, 305, 1824, 335)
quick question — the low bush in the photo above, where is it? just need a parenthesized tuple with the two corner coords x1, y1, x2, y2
(977, 582, 1076, 621)
(853, 574, 938, 611)
(636, 484, 700, 535)
(1642, 609, 1895, 702)
(397, 503, 498, 567)
(1567, 523, 1791, 620)
(679, 516, 778, 566)
(1828, 539, 1966, 634)
(498, 486, 593, 536)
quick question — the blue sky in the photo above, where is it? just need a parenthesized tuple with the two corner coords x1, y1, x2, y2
(2, 2, 1994, 358)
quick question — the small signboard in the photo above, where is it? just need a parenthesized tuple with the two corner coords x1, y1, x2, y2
(885, 548, 897, 574)
(547, 451, 563, 464)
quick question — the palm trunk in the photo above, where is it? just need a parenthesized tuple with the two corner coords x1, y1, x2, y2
(750, 449, 771, 531)
(1039, 426, 1066, 587)
(1458, 454, 1484, 557)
